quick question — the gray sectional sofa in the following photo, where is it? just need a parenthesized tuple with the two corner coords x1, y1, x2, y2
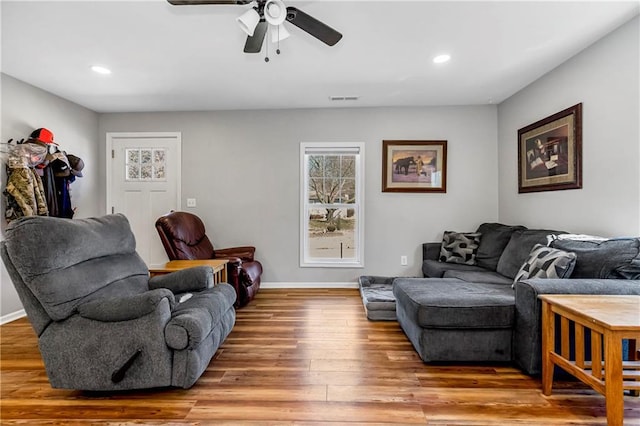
(385, 223, 640, 375)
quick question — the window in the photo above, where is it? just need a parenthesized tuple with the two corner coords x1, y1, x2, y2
(300, 142, 364, 267)
(125, 148, 166, 181)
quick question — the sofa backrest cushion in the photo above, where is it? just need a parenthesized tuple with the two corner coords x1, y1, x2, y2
(475, 223, 527, 271)
(3, 214, 149, 321)
(550, 238, 640, 279)
(496, 229, 563, 279)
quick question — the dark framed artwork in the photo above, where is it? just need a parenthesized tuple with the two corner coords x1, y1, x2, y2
(518, 103, 582, 193)
(382, 140, 447, 193)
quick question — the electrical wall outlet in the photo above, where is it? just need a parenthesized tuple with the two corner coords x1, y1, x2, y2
(186, 198, 197, 208)
(400, 255, 408, 266)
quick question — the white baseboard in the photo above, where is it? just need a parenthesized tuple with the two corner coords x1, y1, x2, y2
(1, 309, 26, 325)
(260, 282, 358, 289)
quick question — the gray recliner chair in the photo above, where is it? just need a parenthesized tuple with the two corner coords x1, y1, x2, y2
(0, 214, 236, 391)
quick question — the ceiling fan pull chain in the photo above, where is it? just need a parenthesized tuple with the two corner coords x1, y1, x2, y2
(276, 25, 281, 55)
(265, 28, 270, 62)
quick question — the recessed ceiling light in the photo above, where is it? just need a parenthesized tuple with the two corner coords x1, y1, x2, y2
(91, 65, 112, 75)
(433, 54, 451, 64)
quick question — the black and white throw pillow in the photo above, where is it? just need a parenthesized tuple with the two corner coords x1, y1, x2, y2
(513, 244, 577, 288)
(439, 231, 482, 265)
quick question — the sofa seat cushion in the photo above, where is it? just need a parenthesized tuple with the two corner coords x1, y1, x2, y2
(393, 278, 515, 329)
(443, 270, 513, 285)
(422, 259, 487, 278)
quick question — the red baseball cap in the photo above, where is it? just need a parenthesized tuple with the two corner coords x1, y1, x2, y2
(30, 128, 58, 145)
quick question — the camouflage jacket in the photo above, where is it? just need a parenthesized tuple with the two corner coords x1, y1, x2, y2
(5, 167, 48, 221)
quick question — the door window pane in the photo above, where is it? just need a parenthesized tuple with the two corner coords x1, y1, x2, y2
(141, 149, 152, 164)
(125, 148, 167, 181)
(127, 164, 140, 180)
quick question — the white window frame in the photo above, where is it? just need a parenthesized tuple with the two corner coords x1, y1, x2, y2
(300, 142, 365, 268)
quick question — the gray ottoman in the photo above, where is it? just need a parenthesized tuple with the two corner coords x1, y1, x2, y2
(393, 278, 515, 362)
(358, 276, 397, 320)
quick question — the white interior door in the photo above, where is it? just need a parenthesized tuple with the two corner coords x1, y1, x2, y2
(107, 132, 181, 267)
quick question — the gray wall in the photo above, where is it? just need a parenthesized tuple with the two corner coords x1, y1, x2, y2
(99, 106, 499, 283)
(497, 16, 640, 237)
(2, 15, 637, 318)
(0, 73, 101, 318)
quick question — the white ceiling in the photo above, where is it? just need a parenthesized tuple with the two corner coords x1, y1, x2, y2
(1, 0, 638, 113)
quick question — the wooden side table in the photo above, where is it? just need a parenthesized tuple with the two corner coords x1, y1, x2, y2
(149, 259, 229, 285)
(540, 294, 640, 426)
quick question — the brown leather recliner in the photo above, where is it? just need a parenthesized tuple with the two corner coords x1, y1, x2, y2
(155, 211, 262, 308)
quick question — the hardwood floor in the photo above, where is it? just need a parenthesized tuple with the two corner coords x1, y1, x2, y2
(1, 288, 639, 424)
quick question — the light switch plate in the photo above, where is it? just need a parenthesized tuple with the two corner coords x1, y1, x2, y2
(186, 198, 196, 207)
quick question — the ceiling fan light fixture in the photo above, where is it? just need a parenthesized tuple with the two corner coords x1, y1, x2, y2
(237, 7, 261, 36)
(270, 23, 290, 42)
(264, 0, 286, 25)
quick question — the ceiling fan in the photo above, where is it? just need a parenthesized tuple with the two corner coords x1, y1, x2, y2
(167, 0, 343, 55)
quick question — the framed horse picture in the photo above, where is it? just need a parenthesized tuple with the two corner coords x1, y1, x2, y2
(382, 140, 447, 193)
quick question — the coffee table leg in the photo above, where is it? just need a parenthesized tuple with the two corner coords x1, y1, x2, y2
(604, 332, 624, 426)
(541, 300, 554, 396)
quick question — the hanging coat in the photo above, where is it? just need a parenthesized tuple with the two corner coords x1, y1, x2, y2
(54, 175, 74, 219)
(5, 167, 48, 218)
(41, 165, 59, 217)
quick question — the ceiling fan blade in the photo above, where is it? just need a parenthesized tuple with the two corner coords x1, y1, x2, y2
(285, 6, 342, 46)
(167, 0, 252, 5)
(244, 20, 267, 53)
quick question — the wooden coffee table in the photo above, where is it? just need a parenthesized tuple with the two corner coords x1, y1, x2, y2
(540, 294, 640, 426)
(149, 259, 229, 285)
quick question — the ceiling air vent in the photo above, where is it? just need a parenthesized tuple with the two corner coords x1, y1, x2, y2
(329, 96, 359, 101)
